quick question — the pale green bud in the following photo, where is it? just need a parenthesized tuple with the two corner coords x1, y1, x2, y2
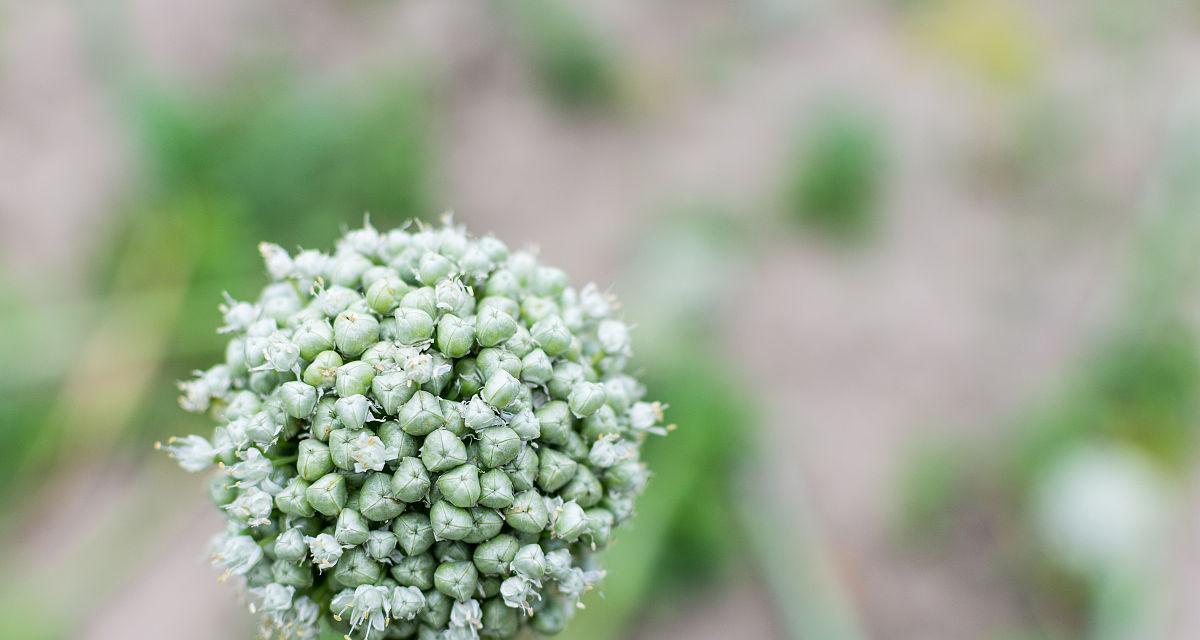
(531, 315, 571, 356)
(274, 527, 308, 562)
(477, 427, 521, 469)
(453, 358, 484, 398)
(400, 286, 438, 320)
(391, 456, 432, 503)
(417, 252, 455, 285)
(478, 468, 516, 509)
(302, 350, 342, 389)
(359, 472, 405, 521)
(278, 381, 317, 419)
(275, 478, 315, 517)
(391, 585, 427, 621)
(519, 349, 553, 384)
(429, 500, 474, 541)
(553, 501, 588, 542)
(304, 472, 347, 516)
(537, 448, 578, 493)
(297, 439, 333, 481)
(535, 401, 573, 446)
(420, 589, 453, 628)
(463, 508, 505, 544)
(366, 275, 409, 314)
(390, 552, 435, 589)
(510, 544, 545, 580)
(503, 446, 539, 492)
(436, 314, 475, 358)
(470, 534, 518, 576)
(559, 464, 603, 508)
(436, 463, 481, 508)
(272, 557, 314, 588)
(333, 310, 379, 357)
(372, 371, 418, 416)
(335, 361, 376, 398)
(440, 398, 467, 437)
(400, 391, 446, 436)
(568, 381, 606, 418)
(434, 561, 478, 602)
(476, 348, 522, 383)
(309, 396, 338, 441)
(481, 370, 521, 410)
(378, 420, 419, 459)
(335, 508, 371, 546)
(293, 319, 335, 360)
(482, 597, 519, 637)
(333, 547, 383, 587)
(485, 269, 520, 298)
(504, 490, 550, 534)
(475, 307, 518, 347)
(508, 409, 541, 441)
(421, 429, 468, 472)
(392, 512, 436, 556)
(393, 307, 435, 345)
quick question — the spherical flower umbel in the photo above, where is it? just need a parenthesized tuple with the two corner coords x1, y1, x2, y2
(163, 219, 670, 639)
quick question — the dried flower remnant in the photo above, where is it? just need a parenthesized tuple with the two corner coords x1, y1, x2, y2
(163, 219, 669, 638)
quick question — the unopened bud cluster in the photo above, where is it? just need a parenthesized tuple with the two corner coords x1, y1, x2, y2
(163, 219, 667, 639)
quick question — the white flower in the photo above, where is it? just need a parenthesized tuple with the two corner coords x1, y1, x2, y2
(243, 411, 283, 446)
(225, 487, 273, 526)
(596, 319, 630, 355)
(446, 599, 483, 640)
(579, 283, 611, 319)
(251, 583, 294, 616)
(499, 576, 540, 613)
(347, 432, 400, 473)
(219, 295, 260, 334)
(587, 435, 634, 469)
(229, 447, 272, 486)
(260, 331, 301, 373)
(332, 585, 391, 638)
(163, 435, 216, 472)
(211, 533, 262, 576)
(305, 533, 346, 570)
(629, 401, 667, 435)
(259, 242, 294, 280)
(177, 378, 212, 413)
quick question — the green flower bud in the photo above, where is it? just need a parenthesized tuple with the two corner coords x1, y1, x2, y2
(274, 527, 308, 562)
(304, 472, 347, 516)
(297, 443, 333, 487)
(366, 275, 409, 314)
(434, 540, 472, 562)
(604, 459, 648, 493)
(532, 266, 568, 297)
(477, 427, 521, 469)
(506, 409, 540, 441)
(278, 381, 317, 419)
(208, 472, 238, 505)
(510, 544, 545, 580)
(584, 508, 615, 547)
(463, 507, 505, 544)
(436, 314, 475, 358)
(372, 371, 418, 416)
(476, 348, 522, 383)
(434, 561, 478, 602)
(330, 252, 373, 288)
(485, 269, 520, 298)
(400, 391, 446, 436)
(462, 396, 499, 432)
(429, 500, 474, 541)
(305, 399, 336, 442)
(293, 319, 335, 360)
(478, 468, 516, 509)
(400, 286, 438, 320)
(581, 404, 620, 441)
(519, 349, 553, 385)
(360, 264, 397, 290)
(481, 370, 521, 410)
(359, 472, 405, 521)
(390, 553, 435, 589)
(440, 398, 467, 436)
(421, 429, 468, 473)
(535, 401, 573, 446)
(559, 464, 603, 508)
(568, 381, 606, 418)
(452, 358, 484, 398)
(479, 577, 502, 599)
(417, 252, 455, 285)
(329, 428, 355, 470)
(393, 307, 435, 346)
(537, 448, 578, 493)
(335, 361, 376, 398)
(504, 490, 550, 534)
(553, 501, 588, 542)
(472, 534, 519, 576)
(392, 512, 436, 556)
(272, 557, 314, 588)
(360, 530, 396, 561)
(334, 395, 374, 431)
(475, 307, 518, 348)
(248, 369, 282, 395)
(302, 350, 343, 389)
(333, 310, 379, 357)
(275, 478, 316, 517)
(530, 597, 570, 635)
(333, 547, 383, 587)
(531, 315, 571, 356)
(423, 352, 454, 396)
(436, 464, 481, 508)
(335, 508, 371, 547)
(503, 446, 539, 492)
(482, 597, 519, 637)
(477, 295, 520, 319)
(435, 280, 475, 318)
(391, 457, 432, 503)
(419, 589, 453, 628)
(378, 420, 419, 459)
(520, 296, 558, 325)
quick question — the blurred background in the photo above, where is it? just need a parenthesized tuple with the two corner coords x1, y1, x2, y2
(5, 0, 1200, 639)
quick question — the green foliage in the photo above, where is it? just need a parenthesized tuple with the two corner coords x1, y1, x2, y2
(506, 0, 620, 110)
(783, 102, 888, 242)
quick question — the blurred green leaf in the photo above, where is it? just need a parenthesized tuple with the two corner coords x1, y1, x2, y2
(505, 0, 620, 111)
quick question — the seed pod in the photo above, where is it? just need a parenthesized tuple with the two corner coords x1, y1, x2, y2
(274, 527, 308, 562)
(333, 547, 383, 587)
(302, 350, 343, 390)
(365, 275, 408, 315)
(358, 472, 405, 521)
(476, 348, 522, 383)
(473, 534, 519, 576)
(478, 468, 516, 509)
(435, 280, 475, 318)
(372, 371, 418, 416)
(504, 490, 550, 534)
(537, 448, 578, 493)
(481, 370, 521, 410)
(436, 463, 481, 508)
(383, 514, 433, 559)
(434, 561, 479, 602)
(477, 427, 521, 469)
(400, 391, 446, 436)
(278, 381, 318, 419)
(390, 553, 436, 590)
(334, 395, 374, 431)
(391, 457, 432, 503)
(429, 500, 474, 541)
(365, 530, 398, 560)
(463, 507, 505, 544)
(434, 314, 475, 359)
(335, 361, 377, 398)
(530, 315, 571, 357)
(535, 401, 573, 446)
(304, 472, 347, 516)
(482, 597, 519, 637)
(377, 420, 418, 459)
(568, 382, 607, 418)
(475, 307, 518, 348)
(421, 429, 468, 473)
(335, 508, 371, 546)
